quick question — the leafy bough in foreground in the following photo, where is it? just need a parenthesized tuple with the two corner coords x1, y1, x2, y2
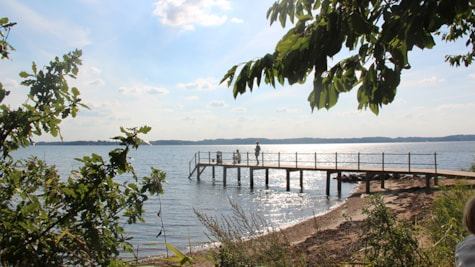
(0, 126, 166, 266)
(221, 0, 475, 114)
(0, 34, 166, 265)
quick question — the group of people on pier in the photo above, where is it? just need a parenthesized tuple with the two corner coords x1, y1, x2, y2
(233, 141, 261, 165)
(218, 141, 261, 165)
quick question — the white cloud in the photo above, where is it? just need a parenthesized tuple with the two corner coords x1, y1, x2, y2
(118, 85, 169, 96)
(2, 79, 19, 88)
(231, 17, 244, 23)
(437, 103, 475, 111)
(89, 66, 102, 74)
(161, 108, 175, 113)
(177, 77, 218, 91)
(4, 1, 91, 47)
(183, 116, 196, 122)
(208, 100, 225, 108)
(232, 107, 246, 112)
(419, 76, 445, 84)
(88, 79, 105, 86)
(148, 87, 170, 95)
(276, 106, 298, 113)
(153, 0, 231, 30)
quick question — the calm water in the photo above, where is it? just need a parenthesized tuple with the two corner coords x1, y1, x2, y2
(12, 141, 475, 259)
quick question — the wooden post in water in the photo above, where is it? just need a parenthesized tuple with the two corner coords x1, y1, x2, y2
(197, 166, 201, 181)
(250, 168, 254, 189)
(212, 166, 215, 179)
(265, 168, 269, 186)
(326, 171, 331, 196)
(434, 152, 438, 185)
(237, 167, 241, 185)
(223, 167, 227, 186)
(380, 172, 385, 189)
(299, 169, 303, 191)
(337, 171, 342, 196)
(286, 169, 290, 191)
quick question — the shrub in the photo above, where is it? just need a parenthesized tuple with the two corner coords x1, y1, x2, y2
(361, 194, 430, 267)
(195, 200, 300, 267)
(0, 20, 166, 265)
(425, 181, 475, 266)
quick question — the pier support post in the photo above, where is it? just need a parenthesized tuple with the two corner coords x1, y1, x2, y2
(326, 171, 331, 196)
(212, 166, 215, 179)
(237, 167, 241, 185)
(365, 172, 371, 194)
(380, 172, 385, 189)
(265, 168, 269, 186)
(300, 170, 303, 191)
(425, 174, 431, 191)
(337, 171, 342, 196)
(286, 169, 290, 191)
(197, 166, 200, 181)
(223, 167, 227, 186)
(250, 168, 254, 189)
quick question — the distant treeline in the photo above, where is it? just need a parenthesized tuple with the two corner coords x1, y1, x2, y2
(36, 134, 475, 146)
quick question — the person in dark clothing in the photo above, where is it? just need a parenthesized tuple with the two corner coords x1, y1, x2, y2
(255, 141, 261, 165)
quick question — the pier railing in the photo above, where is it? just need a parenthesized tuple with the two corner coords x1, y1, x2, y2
(189, 151, 438, 173)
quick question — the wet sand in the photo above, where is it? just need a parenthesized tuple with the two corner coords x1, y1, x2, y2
(142, 176, 452, 266)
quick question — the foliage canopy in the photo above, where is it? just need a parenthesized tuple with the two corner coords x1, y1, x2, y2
(221, 0, 475, 114)
(0, 18, 166, 266)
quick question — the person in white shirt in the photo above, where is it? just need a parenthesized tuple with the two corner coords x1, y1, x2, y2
(456, 195, 475, 266)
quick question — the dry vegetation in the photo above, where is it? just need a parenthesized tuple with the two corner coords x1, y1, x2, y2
(140, 176, 474, 266)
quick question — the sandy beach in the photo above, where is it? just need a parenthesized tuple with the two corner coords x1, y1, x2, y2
(142, 176, 464, 266)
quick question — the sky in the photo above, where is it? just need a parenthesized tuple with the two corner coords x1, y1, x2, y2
(1, 0, 474, 142)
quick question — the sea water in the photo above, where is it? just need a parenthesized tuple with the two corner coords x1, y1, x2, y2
(11, 141, 475, 259)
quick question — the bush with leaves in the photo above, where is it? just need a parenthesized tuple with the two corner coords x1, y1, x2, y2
(195, 200, 297, 267)
(425, 182, 474, 266)
(362, 194, 431, 267)
(0, 19, 166, 266)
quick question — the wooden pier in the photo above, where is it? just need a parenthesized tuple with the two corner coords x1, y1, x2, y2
(188, 151, 475, 195)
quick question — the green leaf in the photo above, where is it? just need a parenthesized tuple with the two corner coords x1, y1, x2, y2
(350, 12, 371, 35)
(220, 65, 237, 87)
(279, 3, 287, 27)
(233, 62, 250, 96)
(369, 103, 379, 115)
(32, 62, 37, 75)
(19, 71, 29, 78)
(321, 0, 330, 14)
(71, 87, 79, 97)
(138, 125, 152, 134)
(165, 243, 193, 265)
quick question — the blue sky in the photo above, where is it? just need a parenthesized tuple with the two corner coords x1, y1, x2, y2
(1, 0, 474, 142)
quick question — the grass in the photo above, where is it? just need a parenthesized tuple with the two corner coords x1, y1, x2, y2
(424, 181, 474, 266)
(153, 175, 475, 266)
(195, 200, 305, 266)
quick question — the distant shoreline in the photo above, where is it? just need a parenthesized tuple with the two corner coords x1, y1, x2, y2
(35, 134, 475, 146)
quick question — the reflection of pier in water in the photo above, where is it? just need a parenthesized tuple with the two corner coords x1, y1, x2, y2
(188, 151, 475, 195)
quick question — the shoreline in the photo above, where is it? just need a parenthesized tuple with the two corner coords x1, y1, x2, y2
(142, 181, 370, 265)
(274, 182, 368, 245)
(142, 176, 444, 266)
